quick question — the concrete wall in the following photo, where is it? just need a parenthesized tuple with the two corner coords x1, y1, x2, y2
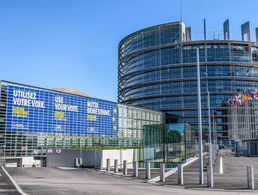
(46, 149, 136, 169)
(3, 157, 43, 167)
(47, 149, 102, 168)
(22, 157, 33, 167)
(101, 149, 135, 169)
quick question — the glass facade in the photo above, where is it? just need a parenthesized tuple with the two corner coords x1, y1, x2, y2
(0, 81, 164, 158)
(118, 21, 258, 141)
(143, 123, 196, 168)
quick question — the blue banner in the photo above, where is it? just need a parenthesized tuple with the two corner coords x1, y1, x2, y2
(6, 85, 118, 136)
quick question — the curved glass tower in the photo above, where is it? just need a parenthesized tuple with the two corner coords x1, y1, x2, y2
(118, 21, 258, 140)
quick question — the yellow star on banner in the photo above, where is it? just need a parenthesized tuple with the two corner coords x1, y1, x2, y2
(113, 108, 117, 114)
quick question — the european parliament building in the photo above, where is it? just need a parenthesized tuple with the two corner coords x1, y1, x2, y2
(0, 80, 166, 166)
(118, 20, 258, 141)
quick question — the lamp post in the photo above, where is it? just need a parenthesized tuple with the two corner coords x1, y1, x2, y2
(197, 47, 204, 185)
(207, 91, 214, 187)
(205, 57, 213, 187)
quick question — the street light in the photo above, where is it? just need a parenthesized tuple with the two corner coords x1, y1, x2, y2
(207, 91, 214, 187)
(205, 59, 214, 187)
(196, 47, 204, 185)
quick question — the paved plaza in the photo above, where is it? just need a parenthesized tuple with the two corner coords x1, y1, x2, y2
(164, 156, 258, 190)
(0, 167, 20, 195)
(4, 164, 258, 195)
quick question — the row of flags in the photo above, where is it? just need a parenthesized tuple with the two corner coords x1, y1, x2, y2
(227, 89, 258, 107)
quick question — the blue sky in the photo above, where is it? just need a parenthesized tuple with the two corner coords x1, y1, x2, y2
(0, 0, 257, 102)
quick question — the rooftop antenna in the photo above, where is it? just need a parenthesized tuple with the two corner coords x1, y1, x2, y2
(204, 19, 207, 41)
(180, 0, 183, 22)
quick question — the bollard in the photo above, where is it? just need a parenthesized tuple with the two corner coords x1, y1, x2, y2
(178, 164, 184, 185)
(207, 165, 214, 187)
(106, 159, 110, 172)
(114, 159, 118, 173)
(160, 163, 165, 182)
(145, 162, 151, 180)
(123, 160, 127, 175)
(247, 165, 254, 190)
(133, 161, 138, 177)
(219, 157, 223, 174)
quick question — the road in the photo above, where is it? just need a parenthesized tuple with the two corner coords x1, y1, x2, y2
(6, 167, 257, 195)
(0, 167, 20, 195)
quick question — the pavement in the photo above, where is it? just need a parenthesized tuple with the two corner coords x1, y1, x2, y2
(5, 167, 258, 195)
(0, 167, 20, 195)
(164, 153, 258, 190)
